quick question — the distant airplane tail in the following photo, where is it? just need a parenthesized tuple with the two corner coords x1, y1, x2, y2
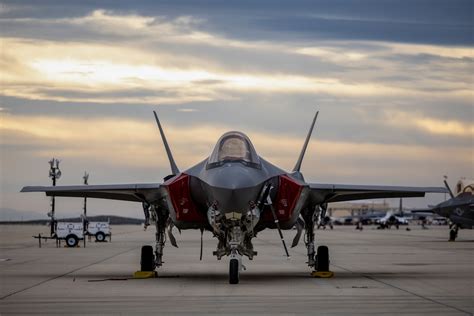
(153, 110, 180, 176)
(293, 111, 319, 172)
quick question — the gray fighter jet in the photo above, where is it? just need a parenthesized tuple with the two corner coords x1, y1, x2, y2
(21, 111, 447, 283)
(413, 179, 473, 241)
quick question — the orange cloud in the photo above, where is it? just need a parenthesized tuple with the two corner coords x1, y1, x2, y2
(384, 111, 474, 137)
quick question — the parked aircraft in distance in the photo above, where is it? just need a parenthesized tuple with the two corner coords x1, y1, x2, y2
(21, 111, 447, 283)
(412, 178, 473, 241)
(377, 199, 410, 229)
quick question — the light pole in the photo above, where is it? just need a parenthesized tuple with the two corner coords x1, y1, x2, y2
(82, 172, 89, 247)
(48, 158, 61, 237)
(83, 172, 89, 217)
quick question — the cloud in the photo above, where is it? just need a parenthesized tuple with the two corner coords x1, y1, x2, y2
(2, 1, 473, 45)
(384, 110, 474, 137)
(1, 33, 472, 106)
(2, 113, 471, 170)
(177, 108, 198, 112)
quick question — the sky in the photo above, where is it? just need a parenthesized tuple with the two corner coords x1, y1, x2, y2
(1, 0, 473, 219)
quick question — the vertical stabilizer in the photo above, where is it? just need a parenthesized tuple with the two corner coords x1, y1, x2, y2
(153, 111, 180, 175)
(293, 111, 319, 172)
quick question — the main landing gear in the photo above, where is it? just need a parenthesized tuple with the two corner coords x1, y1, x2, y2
(136, 204, 169, 278)
(137, 203, 333, 282)
(315, 245, 329, 271)
(303, 206, 333, 278)
(141, 245, 155, 271)
(449, 223, 459, 241)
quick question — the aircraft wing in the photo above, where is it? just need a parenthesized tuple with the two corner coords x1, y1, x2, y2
(309, 183, 447, 203)
(21, 183, 164, 203)
(410, 208, 435, 214)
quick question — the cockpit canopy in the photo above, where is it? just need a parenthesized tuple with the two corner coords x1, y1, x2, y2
(455, 178, 474, 196)
(208, 131, 260, 168)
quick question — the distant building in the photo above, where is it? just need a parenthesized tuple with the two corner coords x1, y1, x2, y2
(328, 201, 391, 218)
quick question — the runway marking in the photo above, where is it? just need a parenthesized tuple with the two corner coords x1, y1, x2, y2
(0, 246, 137, 300)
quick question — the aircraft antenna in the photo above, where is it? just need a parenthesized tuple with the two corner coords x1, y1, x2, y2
(153, 110, 180, 175)
(293, 111, 319, 172)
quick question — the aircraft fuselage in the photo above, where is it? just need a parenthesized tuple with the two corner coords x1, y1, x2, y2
(162, 158, 309, 231)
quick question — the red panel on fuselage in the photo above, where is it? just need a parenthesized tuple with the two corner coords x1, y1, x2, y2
(165, 173, 205, 222)
(263, 175, 303, 223)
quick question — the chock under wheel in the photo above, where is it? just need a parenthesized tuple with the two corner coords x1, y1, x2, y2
(133, 271, 158, 279)
(311, 271, 334, 278)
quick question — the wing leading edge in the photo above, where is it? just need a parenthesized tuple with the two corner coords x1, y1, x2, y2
(21, 183, 164, 203)
(310, 183, 447, 203)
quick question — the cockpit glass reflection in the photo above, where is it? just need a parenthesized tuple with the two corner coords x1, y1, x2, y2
(208, 132, 260, 168)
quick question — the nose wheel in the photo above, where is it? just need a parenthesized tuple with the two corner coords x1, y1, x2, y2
(229, 258, 239, 284)
(229, 248, 244, 284)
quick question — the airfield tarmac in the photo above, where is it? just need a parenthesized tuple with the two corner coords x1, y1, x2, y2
(0, 224, 472, 315)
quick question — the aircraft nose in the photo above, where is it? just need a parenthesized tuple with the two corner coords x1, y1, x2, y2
(207, 164, 259, 190)
(211, 186, 261, 214)
(205, 164, 263, 213)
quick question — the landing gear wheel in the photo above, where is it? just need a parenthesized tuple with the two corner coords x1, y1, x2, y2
(140, 245, 155, 271)
(229, 259, 239, 284)
(65, 235, 78, 248)
(449, 229, 457, 241)
(95, 232, 105, 242)
(316, 245, 329, 271)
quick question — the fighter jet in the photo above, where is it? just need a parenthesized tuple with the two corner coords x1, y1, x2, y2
(377, 199, 410, 229)
(412, 178, 473, 241)
(21, 111, 447, 284)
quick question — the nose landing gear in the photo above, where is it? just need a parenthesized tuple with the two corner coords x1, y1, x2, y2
(229, 259, 239, 284)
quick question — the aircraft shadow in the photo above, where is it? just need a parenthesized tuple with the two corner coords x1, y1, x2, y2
(73, 270, 460, 283)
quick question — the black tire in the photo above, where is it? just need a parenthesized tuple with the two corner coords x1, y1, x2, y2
(229, 259, 239, 284)
(449, 229, 457, 241)
(65, 234, 78, 248)
(140, 245, 155, 271)
(316, 245, 329, 271)
(95, 232, 105, 242)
